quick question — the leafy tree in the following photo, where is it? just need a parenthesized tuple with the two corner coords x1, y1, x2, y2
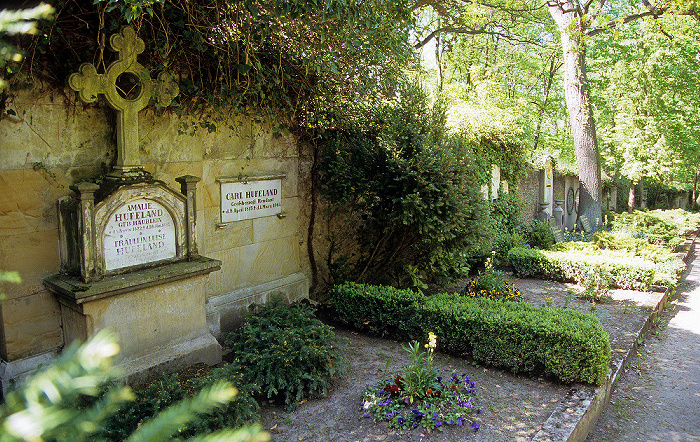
(414, 0, 699, 224)
(590, 16, 700, 210)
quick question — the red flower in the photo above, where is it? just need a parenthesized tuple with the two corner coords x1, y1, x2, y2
(394, 375, 405, 387)
(435, 390, 442, 398)
(426, 388, 433, 397)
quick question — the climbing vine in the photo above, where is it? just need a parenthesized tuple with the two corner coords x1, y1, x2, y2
(6, 0, 416, 131)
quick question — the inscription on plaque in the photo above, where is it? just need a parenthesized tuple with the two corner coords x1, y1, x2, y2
(220, 179, 282, 223)
(104, 199, 177, 271)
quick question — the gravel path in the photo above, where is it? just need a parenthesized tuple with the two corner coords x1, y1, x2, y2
(587, 246, 700, 442)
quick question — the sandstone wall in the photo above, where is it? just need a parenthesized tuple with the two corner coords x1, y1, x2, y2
(0, 87, 311, 362)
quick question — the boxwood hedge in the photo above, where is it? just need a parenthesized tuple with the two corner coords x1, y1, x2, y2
(329, 282, 610, 385)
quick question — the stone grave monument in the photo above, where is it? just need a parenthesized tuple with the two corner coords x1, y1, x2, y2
(43, 27, 221, 383)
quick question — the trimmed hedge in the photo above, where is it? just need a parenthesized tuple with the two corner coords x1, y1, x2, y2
(507, 246, 682, 290)
(329, 282, 611, 385)
(329, 282, 424, 339)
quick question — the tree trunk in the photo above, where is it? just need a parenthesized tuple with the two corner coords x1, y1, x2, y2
(549, 3, 603, 227)
(628, 180, 636, 213)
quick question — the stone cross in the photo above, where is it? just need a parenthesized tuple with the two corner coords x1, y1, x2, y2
(69, 27, 179, 175)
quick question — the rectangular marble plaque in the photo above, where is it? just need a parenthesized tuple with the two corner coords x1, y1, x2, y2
(220, 179, 282, 223)
(103, 199, 177, 271)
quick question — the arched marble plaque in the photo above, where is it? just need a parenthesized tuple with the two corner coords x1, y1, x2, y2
(103, 199, 177, 271)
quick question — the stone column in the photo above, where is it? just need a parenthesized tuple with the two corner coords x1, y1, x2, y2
(71, 182, 100, 282)
(176, 175, 200, 257)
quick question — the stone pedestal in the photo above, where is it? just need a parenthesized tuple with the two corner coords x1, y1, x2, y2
(45, 257, 221, 384)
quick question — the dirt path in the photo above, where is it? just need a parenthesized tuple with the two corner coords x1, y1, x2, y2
(586, 247, 700, 442)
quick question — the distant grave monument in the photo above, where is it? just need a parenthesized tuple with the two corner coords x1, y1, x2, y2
(44, 27, 221, 383)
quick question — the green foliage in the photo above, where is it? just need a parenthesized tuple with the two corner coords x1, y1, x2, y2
(400, 335, 439, 404)
(0, 330, 267, 442)
(418, 294, 611, 385)
(0, 4, 53, 93)
(611, 209, 700, 245)
(224, 297, 348, 411)
(330, 283, 611, 385)
(361, 333, 479, 430)
(526, 221, 555, 250)
(12, 0, 416, 129)
(101, 366, 260, 440)
(577, 267, 612, 302)
(329, 282, 423, 340)
(490, 193, 527, 261)
(319, 83, 493, 286)
(592, 231, 674, 263)
(508, 246, 683, 289)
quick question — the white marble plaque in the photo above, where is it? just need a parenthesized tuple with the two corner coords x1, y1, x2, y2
(220, 179, 282, 222)
(103, 199, 177, 271)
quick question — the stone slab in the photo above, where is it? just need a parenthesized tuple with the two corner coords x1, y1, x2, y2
(44, 256, 221, 304)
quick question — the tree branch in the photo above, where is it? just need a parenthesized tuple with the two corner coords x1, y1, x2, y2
(414, 26, 545, 49)
(586, 9, 662, 36)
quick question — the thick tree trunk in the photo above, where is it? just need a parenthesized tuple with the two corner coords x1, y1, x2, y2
(628, 180, 636, 213)
(549, 4, 603, 227)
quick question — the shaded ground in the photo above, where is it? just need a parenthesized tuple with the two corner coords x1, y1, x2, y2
(258, 274, 662, 441)
(586, 248, 700, 442)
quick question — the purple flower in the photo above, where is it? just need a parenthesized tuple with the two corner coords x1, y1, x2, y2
(363, 413, 371, 418)
(436, 421, 442, 427)
(398, 417, 405, 425)
(432, 412, 440, 420)
(437, 376, 443, 382)
(456, 417, 465, 426)
(447, 419, 455, 426)
(472, 422, 481, 432)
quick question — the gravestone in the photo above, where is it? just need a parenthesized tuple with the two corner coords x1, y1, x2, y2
(579, 215, 593, 233)
(44, 27, 221, 383)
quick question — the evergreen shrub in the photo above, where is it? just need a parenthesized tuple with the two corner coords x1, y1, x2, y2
(330, 282, 610, 385)
(329, 281, 423, 340)
(224, 297, 348, 410)
(507, 246, 682, 289)
(417, 294, 610, 384)
(101, 366, 261, 440)
(526, 221, 554, 250)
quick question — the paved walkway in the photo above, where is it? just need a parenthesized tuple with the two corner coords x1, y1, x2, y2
(587, 245, 700, 441)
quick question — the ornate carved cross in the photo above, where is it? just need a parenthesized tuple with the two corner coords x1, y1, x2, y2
(69, 27, 179, 175)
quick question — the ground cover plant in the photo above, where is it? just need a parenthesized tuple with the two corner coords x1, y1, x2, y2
(361, 332, 482, 433)
(330, 282, 610, 385)
(224, 297, 348, 411)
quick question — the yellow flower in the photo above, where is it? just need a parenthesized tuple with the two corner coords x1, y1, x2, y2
(425, 332, 437, 349)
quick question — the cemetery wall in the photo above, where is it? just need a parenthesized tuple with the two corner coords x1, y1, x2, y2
(0, 87, 311, 363)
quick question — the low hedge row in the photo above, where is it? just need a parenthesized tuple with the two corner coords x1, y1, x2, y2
(507, 247, 682, 289)
(329, 282, 610, 385)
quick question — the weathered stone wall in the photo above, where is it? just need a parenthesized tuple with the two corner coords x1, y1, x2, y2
(516, 167, 540, 224)
(0, 87, 310, 363)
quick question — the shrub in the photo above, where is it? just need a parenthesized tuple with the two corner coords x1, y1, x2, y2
(493, 231, 525, 263)
(592, 231, 673, 263)
(225, 297, 348, 410)
(611, 209, 700, 244)
(526, 221, 554, 250)
(330, 283, 610, 385)
(508, 246, 682, 289)
(417, 294, 610, 384)
(0, 331, 266, 442)
(329, 281, 423, 340)
(318, 84, 493, 286)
